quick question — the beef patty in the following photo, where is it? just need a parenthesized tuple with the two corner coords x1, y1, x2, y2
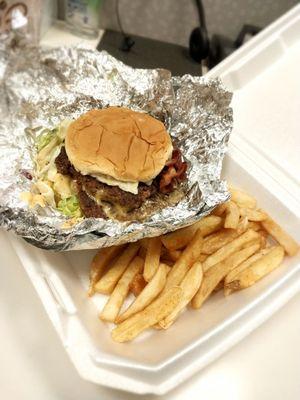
(55, 147, 157, 218)
(77, 190, 107, 219)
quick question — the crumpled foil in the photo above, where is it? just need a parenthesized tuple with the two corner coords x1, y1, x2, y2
(0, 46, 232, 251)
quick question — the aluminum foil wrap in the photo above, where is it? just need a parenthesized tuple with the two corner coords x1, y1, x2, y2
(0, 46, 232, 251)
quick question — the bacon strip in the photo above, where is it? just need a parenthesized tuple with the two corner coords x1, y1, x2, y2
(159, 149, 187, 194)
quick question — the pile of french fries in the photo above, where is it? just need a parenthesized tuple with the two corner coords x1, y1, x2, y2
(88, 186, 299, 343)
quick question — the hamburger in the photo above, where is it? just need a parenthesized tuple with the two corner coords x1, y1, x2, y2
(32, 107, 187, 220)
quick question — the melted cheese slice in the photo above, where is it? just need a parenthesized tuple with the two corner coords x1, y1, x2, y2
(90, 173, 139, 194)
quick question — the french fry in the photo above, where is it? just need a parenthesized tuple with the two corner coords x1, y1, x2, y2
(94, 242, 140, 294)
(88, 245, 125, 296)
(202, 229, 239, 255)
(241, 237, 260, 250)
(160, 246, 168, 257)
(159, 261, 203, 329)
(258, 229, 268, 239)
(258, 230, 268, 248)
(224, 247, 271, 295)
(224, 201, 240, 229)
(164, 229, 203, 291)
(161, 225, 196, 251)
(100, 256, 144, 322)
(162, 263, 172, 275)
(261, 215, 299, 256)
(161, 216, 223, 251)
(225, 246, 285, 292)
(143, 237, 162, 282)
(111, 286, 183, 342)
(197, 215, 224, 237)
(167, 249, 182, 262)
(225, 248, 269, 282)
(160, 259, 174, 267)
(229, 186, 257, 209)
(213, 280, 224, 293)
(160, 248, 179, 265)
(248, 221, 262, 231)
(116, 263, 169, 323)
(226, 242, 262, 271)
(129, 273, 147, 297)
(192, 260, 227, 309)
(87, 182, 299, 342)
(239, 208, 268, 222)
(138, 246, 147, 259)
(203, 229, 260, 272)
(202, 215, 251, 254)
(212, 203, 227, 216)
(192, 242, 261, 308)
(139, 238, 149, 250)
(236, 216, 249, 235)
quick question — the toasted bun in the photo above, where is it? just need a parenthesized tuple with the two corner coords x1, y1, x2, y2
(65, 107, 173, 182)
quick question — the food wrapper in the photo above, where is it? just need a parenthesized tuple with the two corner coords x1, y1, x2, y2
(0, 45, 233, 250)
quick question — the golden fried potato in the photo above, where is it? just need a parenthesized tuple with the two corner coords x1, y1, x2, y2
(164, 229, 203, 291)
(94, 242, 140, 294)
(89, 244, 125, 296)
(239, 208, 268, 222)
(117, 263, 169, 323)
(202, 229, 239, 255)
(192, 242, 260, 308)
(224, 247, 270, 291)
(229, 186, 257, 209)
(224, 201, 240, 229)
(262, 215, 299, 256)
(161, 216, 223, 251)
(225, 246, 284, 292)
(100, 256, 144, 322)
(159, 261, 203, 329)
(111, 286, 182, 342)
(212, 203, 227, 216)
(203, 229, 260, 272)
(143, 237, 162, 282)
(129, 273, 147, 297)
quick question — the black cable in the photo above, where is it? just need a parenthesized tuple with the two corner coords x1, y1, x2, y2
(115, 0, 135, 51)
(115, 0, 125, 37)
(194, 0, 207, 32)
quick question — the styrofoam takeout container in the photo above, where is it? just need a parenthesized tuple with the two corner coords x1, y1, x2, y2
(4, 4, 300, 395)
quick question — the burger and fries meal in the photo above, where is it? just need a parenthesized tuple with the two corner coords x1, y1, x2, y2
(26, 105, 298, 343)
(88, 186, 299, 342)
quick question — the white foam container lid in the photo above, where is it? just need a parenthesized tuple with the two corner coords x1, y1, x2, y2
(207, 5, 300, 212)
(5, 4, 300, 395)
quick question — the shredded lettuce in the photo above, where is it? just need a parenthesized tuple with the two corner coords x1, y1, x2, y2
(37, 120, 72, 154)
(36, 139, 61, 177)
(36, 129, 57, 152)
(57, 195, 82, 218)
(35, 120, 77, 213)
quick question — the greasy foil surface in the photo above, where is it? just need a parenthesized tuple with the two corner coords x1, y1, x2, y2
(0, 46, 232, 251)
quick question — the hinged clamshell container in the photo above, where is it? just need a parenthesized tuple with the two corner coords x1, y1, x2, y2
(5, 5, 300, 395)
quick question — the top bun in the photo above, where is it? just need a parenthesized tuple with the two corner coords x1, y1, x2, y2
(65, 107, 173, 183)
